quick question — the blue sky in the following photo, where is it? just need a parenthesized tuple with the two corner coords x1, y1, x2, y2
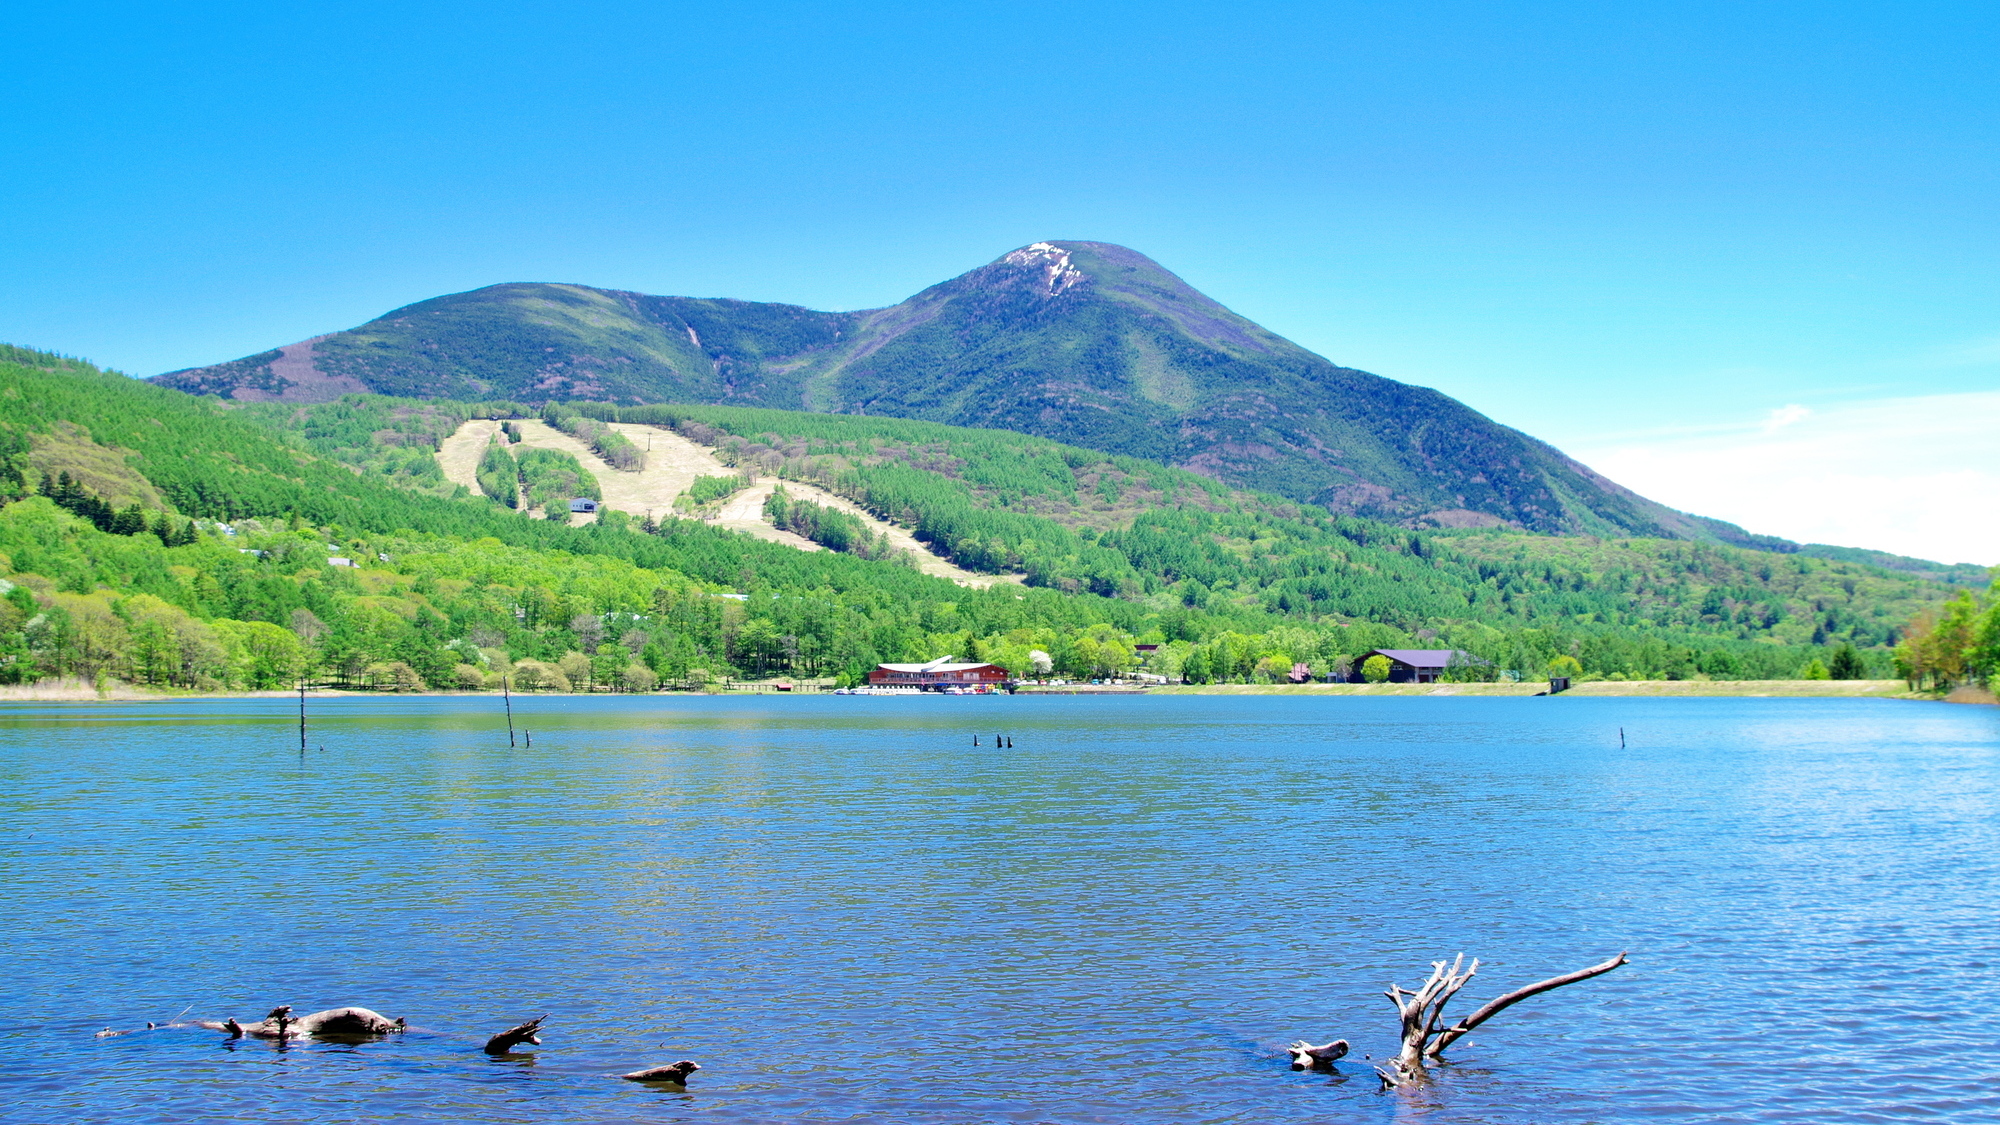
(5, 1, 1998, 560)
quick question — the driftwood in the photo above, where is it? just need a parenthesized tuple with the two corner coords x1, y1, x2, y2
(197, 1005, 405, 1040)
(619, 1060, 700, 1084)
(269, 1005, 295, 1038)
(294, 1007, 406, 1037)
(484, 1015, 548, 1054)
(1384, 952, 1628, 1070)
(1286, 1039, 1349, 1070)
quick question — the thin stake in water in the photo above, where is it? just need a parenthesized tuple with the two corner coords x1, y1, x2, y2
(299, 679, 307, 755)
(503, 675, 516, 748)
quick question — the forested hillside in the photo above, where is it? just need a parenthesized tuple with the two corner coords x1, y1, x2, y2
(571, 402, 1954, 653)
(0, 347, 1967, 689)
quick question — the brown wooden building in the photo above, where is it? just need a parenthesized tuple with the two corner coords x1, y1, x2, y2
(1363, 649, 1487, 684)
(867, 656, 1010, 689)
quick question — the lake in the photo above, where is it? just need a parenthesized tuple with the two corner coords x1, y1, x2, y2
(2, 695, 1996, 1123)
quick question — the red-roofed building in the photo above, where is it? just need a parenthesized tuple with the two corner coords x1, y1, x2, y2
(868, 656, 1010, 689)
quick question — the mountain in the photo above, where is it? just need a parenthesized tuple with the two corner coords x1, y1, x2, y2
(153, 242, 1759, 541)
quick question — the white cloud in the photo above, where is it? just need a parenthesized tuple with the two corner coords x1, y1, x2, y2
(1760, 403, 1811, 433)
(1570, 390, 2000, 567)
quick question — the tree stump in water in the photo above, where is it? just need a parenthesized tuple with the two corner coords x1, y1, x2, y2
(484, 1015, 548, 1054)
(1382, 952, 1628, 1072)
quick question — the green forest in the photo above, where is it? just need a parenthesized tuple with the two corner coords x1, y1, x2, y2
(675, 472, 753, 513)
(0, 345, 1984, 692)
(1894, 584, 2000, 692)
(514, 447, 600, 515)
(764, 486, 899, 561)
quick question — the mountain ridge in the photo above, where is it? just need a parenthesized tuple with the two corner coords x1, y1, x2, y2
(154, 242, 1783, 546)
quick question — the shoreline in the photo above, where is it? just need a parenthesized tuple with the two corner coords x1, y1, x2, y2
(1145, 679, 1938, 699)
(0, 678, 1983, 703)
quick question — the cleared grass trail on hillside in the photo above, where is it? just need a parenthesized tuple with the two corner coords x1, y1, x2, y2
(436, 418, 501, 493)
(719, 476, 1017, 588)
(436, 419, 1010, 587)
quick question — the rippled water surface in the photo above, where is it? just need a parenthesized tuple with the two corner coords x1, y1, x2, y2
(3, 695, 1998, 1123)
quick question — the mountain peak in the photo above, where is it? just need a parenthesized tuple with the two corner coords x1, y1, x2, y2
(998, 242, 1088, 296)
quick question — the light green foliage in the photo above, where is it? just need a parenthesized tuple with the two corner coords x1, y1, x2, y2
(1548, 654, 1584, 679)
(1362, 654, 1392, 683)
(215, 619, 306, 688)
(516, 448, 598, 515)
(545, 407, 643, 471)
(763, 486, 895, 560)
(1897, 584, 1996, 689)
(677, 472, 752, 510)
(1800, 658, 1831, 680)
(1973, 602, 2000, 686)
(476, 440, 519, 507)
(233, 395, 524, 497)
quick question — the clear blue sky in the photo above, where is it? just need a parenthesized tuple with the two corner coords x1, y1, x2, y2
(5, 1, 1998, 557)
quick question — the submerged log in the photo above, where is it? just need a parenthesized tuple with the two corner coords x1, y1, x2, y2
(1286, 1039, 1349, 1070)
(295, 1007, 406, 1037)
(619, 1060, 700, 1084)
(197, 1005, 404, 1039)
(263, 1005, 294, 1040)
(92, 1021, 165, 1039)
(484, 1015, 548, 1054)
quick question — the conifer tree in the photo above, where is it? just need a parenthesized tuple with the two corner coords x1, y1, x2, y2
(1828, 643, 1866, 680)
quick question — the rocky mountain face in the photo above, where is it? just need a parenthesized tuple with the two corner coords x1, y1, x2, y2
(154, 241, 1740, 539)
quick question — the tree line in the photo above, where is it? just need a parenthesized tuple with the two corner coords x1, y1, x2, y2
(1895, 584, 2000, 691)
(0, 490, 1898, 695)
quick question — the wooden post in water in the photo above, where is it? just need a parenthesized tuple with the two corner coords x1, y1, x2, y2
(298, 679, 307, 754)
(503, 675, 517, 748)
